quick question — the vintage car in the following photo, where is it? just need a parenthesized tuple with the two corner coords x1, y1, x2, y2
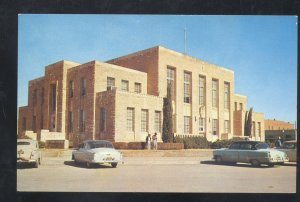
(17, 139, 42, 168)
(213, 141, 289, 167)
(72, 140, 122, 168)
(276, 140, 297, 162)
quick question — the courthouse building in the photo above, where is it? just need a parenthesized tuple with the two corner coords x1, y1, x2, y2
(18, 46, 265, 146)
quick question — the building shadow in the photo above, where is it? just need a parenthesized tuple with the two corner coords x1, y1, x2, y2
(17, 163, 37, 169)
(280, 162, 297, 167)
(63, 161, 115, 169)
(200, 160, 279, 169)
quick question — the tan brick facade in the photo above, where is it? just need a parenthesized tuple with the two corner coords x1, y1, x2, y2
(265, 119, 294, 130)
(18, 46, 265, 145)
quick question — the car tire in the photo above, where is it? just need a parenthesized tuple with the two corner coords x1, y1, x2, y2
(111, 163, 118, 168)
(251, 159, 261, 167)
(215, 156, 222, 164)
(268, 163, 275, 167)
(34, 161, 39, 168)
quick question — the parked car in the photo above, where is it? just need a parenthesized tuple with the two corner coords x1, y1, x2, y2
(72, 140, 122, 168)
(17, 139, 42, 168)
(213, 141, 289, 167)
(276, 140, 297, 162)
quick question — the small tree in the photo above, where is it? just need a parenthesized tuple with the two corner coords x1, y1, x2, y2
(244, 107, 253, 137)
(162, 83, 173, 142)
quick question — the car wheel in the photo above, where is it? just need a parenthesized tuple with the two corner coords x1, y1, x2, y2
(251, 159, 261, 167)
(111, 163, 118, 168)
(34, 161, 39, 168)
(215, 156, 222, 164)
(268, 163, 275, 167)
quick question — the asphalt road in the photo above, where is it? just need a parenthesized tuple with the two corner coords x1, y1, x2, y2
(17, 156, 296, 193)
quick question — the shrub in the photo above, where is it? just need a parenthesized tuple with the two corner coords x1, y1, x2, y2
(127, 142, 146, 150)
(113, 142, 128, 149)
(174, 136, 210, 149)
(210, 137, 245, 149)
(157, 143, 184, 150)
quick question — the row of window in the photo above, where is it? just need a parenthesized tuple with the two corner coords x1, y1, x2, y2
(108, 77, 142, 93)
(234, 102, 243, 111)
(184, 117, 230, 135)
(167, 67, 230, 109)
(252, 121, 262, 136)
(126, 108, 162, 132)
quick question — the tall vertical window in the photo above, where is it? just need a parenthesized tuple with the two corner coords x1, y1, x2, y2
(184, 71, 191, 103)
(167, 67, 176, 100)
(234, 102, 237, 111)
(22, 117, 26, 131)
(224, 82, 230, 109)
(107, 77, 115, 90)
(212, 119, 218, 135)
(32, 116, 36, 132)
(68, 111, 73, 132)
(41, 87, 44, 105)
(81, 78, 86, 96)
(40, 114, 43, 129)
(79, 110, 85, 132)
(252, 121, 256, 136)
(224, 120, 230, 133)
(127, 108, 134, 131)
(199, 76, 205, 106)
(100, 108, 106, 132)
(141, 109, 148, 132)
(69, 80, 73, 98)
(199, 117, 205, 133)
(239, 103, 243, 110)
(212, 79, 218, 108)
(32, 89, 37, 106)
(50, 84, 56, 112)
(184, 116, 191, 134)
(134, 83, 141, 93)
(155, 111, 161, 132)
(257, 122, 261, 135)
(122, 80, 129, 91)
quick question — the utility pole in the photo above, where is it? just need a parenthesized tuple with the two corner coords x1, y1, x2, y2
(184, 27, 187, 54)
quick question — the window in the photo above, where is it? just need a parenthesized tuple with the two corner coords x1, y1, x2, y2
(40, 114, 43, 129)
(81, 78, 86, 96)
(141, 109, 148, 132)
(239, 103, 243, 110)
(199, 117, 205, 133)
(199, 76, 205, 106)
(22, 117, 26, 131)
(68, 112, 73, 132)
(240, 143, 252, 150)
(252, 121, 255, 136)
(32, 116, 36, 132)
(212, 119, 218, 135)
(32, 89, 37, 106)
(107, 77, 115, 90)
(184, 116, 191, 134)
(167, 67, 176, 100)
(79, 110, 85, 132)
(234, 102, 237, 111)
(69, 80, 73, 98)
(229, 142, 240, 149)
(50, 84, 56, 112)
(41, 87, 44, 105)
(155, 111, 161, 132)
(212, 79, 218, 108)
(127, 108, 134, 131)
(224, 82, 230, 109)
(184, 72, 191, 103)
(122, 80, 129, 91)
(100, 108, 106, 132)
(134, 83, 141, 93)
(257, 122, 261, 136)
(224, 120, 230, 133)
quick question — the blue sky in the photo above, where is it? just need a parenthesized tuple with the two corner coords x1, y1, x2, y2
(18, 15, 297, 123)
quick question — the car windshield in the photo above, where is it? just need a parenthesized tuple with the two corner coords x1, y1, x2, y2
(255, 143, 270, 150)
(282, 143, 296, 149)
(88, 141, 113, 149)
(17, 142, 31, 145)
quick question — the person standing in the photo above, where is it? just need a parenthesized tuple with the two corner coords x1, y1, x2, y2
(152, 133, 158, 150)
(146, 134, 151, 150)
(275, 137, 282, 148)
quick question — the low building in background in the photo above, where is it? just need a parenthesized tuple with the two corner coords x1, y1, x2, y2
(18, 46, 266, 146)
(265, 119, 295, 130)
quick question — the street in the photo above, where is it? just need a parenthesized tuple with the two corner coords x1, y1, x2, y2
(17, 156, 296, 193)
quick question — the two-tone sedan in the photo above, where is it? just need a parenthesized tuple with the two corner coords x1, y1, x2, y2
(213, 141, 289, 167)
(72, 140, 122, 168)
(276, 140, 297, 162)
